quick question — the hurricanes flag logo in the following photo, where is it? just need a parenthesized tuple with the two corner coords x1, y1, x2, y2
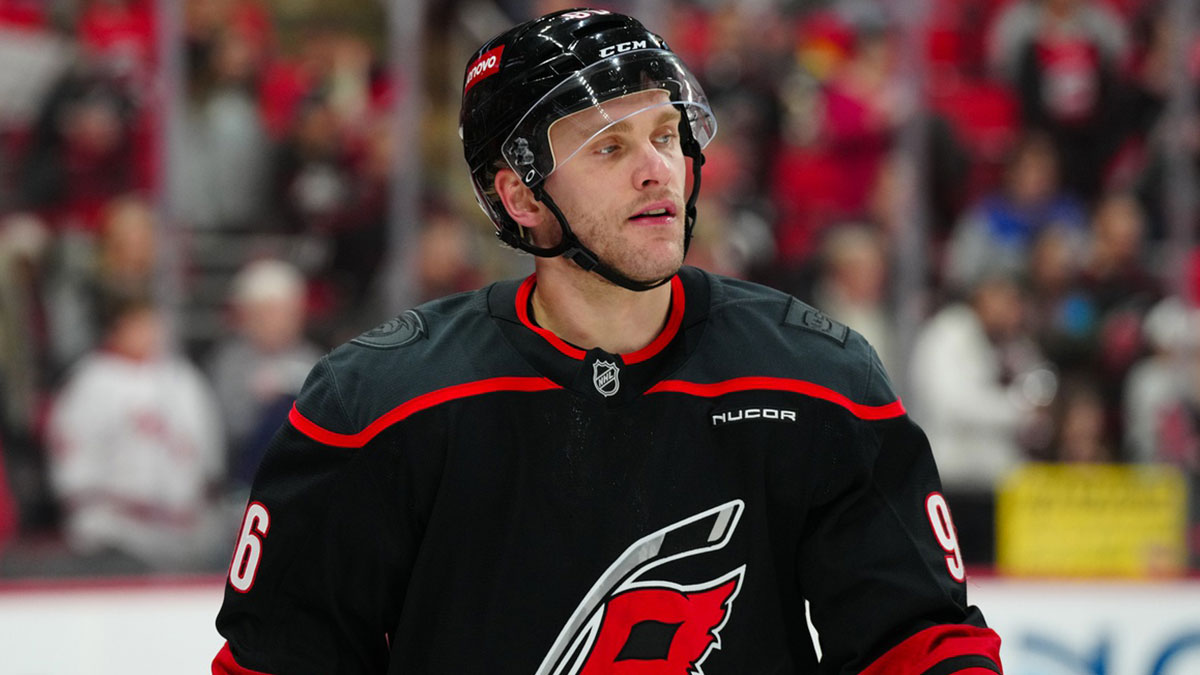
(536, 501, 746, 675)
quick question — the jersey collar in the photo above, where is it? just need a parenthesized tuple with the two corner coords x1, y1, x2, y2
(513, 274, 686, 365)
(490, 267, 710, 404)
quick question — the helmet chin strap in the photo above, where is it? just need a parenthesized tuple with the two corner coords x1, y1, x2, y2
(536, 188, 671, 292)
(501, 136, 705, 293)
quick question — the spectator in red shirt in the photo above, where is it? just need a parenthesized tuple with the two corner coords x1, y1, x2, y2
(18, 62, 141, 231)
(988, 0, 1129, 200)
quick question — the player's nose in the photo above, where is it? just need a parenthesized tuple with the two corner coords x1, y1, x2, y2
(632, 140, 673, 189)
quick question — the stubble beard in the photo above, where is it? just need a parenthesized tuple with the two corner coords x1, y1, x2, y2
(553, 198, 686, 286)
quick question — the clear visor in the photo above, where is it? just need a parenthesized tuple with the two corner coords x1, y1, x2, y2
(501, 49, 717, 188)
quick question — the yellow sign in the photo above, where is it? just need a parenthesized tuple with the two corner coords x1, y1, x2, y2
(997, 463, 1188, 577)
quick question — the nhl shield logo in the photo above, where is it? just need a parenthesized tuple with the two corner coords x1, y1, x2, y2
(592, 360, 620, 397)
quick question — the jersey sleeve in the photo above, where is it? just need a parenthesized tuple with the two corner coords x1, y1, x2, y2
(796, 348, 1002, 675)
(213, 356, 426, 675)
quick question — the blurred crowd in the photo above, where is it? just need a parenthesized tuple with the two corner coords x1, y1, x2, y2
(0, 0, 1197, 575)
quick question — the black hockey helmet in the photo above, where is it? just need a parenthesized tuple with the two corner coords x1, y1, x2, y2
(459, 8, 717, 290)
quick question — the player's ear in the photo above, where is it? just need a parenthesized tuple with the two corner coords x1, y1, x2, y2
(494, 168, 546, 230)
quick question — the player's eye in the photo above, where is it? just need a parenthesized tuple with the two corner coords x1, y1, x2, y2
(653, 129, 677, 145)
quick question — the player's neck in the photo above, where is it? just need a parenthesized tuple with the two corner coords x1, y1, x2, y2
(530, 262, 674, 355)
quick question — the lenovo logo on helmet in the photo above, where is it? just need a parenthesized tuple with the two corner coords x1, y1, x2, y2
(464, 45, 505, 94)
(599, 40, 648, 58)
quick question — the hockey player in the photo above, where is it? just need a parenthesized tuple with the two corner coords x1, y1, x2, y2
(213, 9, 1003, 674)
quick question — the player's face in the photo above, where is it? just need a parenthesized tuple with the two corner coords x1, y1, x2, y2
(543, 90, 688, 284)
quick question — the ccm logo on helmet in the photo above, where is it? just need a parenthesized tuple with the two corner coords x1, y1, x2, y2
(599, 40, 648, 58)
(712, 408, 797, 426)
(464, 45, 505, 94)
(561, 9, 610, 20)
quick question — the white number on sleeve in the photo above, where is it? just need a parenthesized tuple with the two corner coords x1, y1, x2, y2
(229, 502, 271, 593)
(925, 492, 966, 582)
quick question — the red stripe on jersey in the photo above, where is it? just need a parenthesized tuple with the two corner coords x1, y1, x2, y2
(515, 274, 685, 363)
(645, 376, 907, 420)
(212, 642, 273, 675)
(859, 624, 1002, 675)
(289, 376, 562, 448)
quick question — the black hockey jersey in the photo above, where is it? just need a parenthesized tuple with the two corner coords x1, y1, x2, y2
(213, 267, 1002, 675)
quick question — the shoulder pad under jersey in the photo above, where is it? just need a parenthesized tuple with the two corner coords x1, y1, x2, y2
(292, 287, 530, 440)
(698, 273, 898, 411)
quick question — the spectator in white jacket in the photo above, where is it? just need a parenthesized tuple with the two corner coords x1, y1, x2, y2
(47, 293, 226, 572)
(909, 273, 1055, 562)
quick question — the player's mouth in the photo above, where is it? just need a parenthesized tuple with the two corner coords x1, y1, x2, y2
(628, 200, 678, 226)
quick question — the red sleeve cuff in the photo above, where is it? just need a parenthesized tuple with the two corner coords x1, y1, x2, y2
(212, 642, 273, 675)
(859, 624, 1002, 675)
